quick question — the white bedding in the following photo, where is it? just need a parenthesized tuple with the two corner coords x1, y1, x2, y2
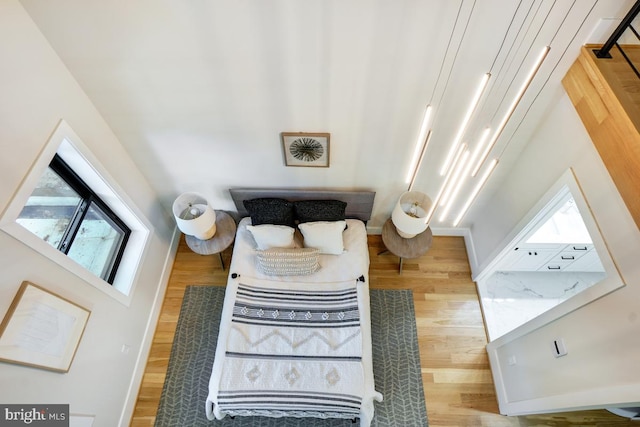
(205, 218, 383, 425)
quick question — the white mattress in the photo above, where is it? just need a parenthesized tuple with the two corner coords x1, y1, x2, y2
(205, 218, 382, 425)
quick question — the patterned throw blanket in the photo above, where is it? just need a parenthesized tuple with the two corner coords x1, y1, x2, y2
(215, 279, 365, 419)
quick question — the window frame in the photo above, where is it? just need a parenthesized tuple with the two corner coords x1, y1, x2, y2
(39, 154, 131, 284)
(0, 120, 151, 306)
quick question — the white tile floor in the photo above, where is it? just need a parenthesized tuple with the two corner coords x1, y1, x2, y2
(477, 270, 607, 340)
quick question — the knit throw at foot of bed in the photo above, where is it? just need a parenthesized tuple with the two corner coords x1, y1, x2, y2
(154, 286, 428, 427)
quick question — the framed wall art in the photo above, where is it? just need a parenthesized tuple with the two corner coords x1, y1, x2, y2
(0, 281, 90, 373)
(281, 132, 330, 167)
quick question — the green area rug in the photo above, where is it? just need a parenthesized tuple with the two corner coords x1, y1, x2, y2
(155, 285, 428, 426)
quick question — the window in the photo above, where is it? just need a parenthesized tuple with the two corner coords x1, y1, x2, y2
(0, 120, 151, 305)
(17, 154, 131, 284)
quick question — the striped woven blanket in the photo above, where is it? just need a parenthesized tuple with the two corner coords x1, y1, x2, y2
(215, 279, 365, 419)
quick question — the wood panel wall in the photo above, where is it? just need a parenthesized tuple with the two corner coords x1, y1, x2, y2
(562, 45, 640, 229)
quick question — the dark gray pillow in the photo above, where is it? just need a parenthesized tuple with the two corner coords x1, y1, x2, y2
(294, 200, 347, 223)
(243, 198, 295, 227)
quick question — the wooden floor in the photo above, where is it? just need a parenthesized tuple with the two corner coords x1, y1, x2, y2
(131, 234, 634, 427)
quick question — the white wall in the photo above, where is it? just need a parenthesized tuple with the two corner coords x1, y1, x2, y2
(466, 87, 640, 413)
(0, 2, 175, 426)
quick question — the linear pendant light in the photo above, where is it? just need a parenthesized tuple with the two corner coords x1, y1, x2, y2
(468, 127, 491, 173)
(405, 105, 433, 187)
(471, 46, 550, 177)
(408, 131, 432, 191)
(437, 127, 490, 223)
(439, 148, 470, 208)
(439, 147, 482, 220)
(425, 142, 466, 224)
(438, 149, 471, 222)
(439, 73, 491, 176)
(453, 158, 498, 226)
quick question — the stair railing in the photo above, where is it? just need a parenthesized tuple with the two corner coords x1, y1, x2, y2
(593, 0, 640, 78)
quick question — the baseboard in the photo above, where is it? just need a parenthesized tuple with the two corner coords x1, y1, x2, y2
(118, 227, 181, 426)
(430, 226, 467, 236)
(463, 231, 479, 278)
(431, 226, 479, 276)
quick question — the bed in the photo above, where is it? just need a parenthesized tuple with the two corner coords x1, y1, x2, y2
(205, 189, 383, 426)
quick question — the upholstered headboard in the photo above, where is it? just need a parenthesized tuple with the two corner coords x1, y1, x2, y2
(229, 188, 376, 222)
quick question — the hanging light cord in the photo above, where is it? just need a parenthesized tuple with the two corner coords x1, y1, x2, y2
(496, 0, 595, 159)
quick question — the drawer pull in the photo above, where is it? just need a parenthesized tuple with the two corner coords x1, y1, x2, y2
(547, 265, 561, 270)
(573, 246, 588, 251)
(561, 255, 575, 260)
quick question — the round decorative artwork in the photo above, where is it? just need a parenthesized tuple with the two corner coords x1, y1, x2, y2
(289, 137, 324, 162)
(282, 132, 329, 167)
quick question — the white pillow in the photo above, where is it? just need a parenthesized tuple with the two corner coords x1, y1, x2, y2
(298, 220, 346, 255)
(246, 224, 296, 250)
(257, 248, 321, 276)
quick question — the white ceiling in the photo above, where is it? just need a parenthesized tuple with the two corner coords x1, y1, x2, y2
(19, 0, 633, 228)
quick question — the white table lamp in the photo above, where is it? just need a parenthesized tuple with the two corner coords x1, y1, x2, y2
(172, 192, 217, 240)
(391, 191, 432, 238)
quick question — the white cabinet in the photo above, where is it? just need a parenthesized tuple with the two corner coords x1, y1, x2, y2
(564, 247, 605, 272)
(538, 244, 591, 271)
(500, 245, 560, 271)
(500, 243, 604, 273)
